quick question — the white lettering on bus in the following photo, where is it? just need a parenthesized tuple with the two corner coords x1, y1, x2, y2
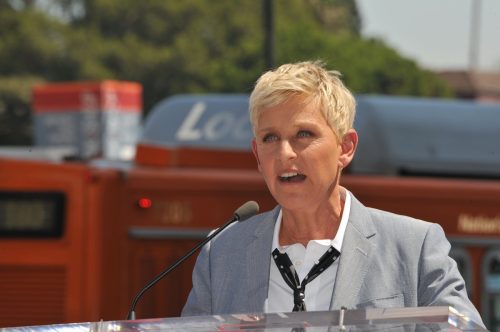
(204, 112, 235, 141)
(175, 102, 205, 140)
(175, 101, 250, 142)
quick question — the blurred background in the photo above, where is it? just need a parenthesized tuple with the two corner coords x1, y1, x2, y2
(1, 0, 500, 330)
(1, 0, 499, 146)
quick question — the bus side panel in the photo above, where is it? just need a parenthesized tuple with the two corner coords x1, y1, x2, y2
(0, 159, 89, 327)
(83, 169, 127, 321)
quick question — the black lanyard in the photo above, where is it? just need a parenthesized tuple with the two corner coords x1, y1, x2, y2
(272, 246, 340, 311)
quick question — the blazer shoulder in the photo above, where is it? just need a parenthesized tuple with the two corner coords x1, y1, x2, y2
(348, 193, 436, 240)
(363, 206, 445, 248)
(367, 207, 436, 232)
(210, 206, 279, 249)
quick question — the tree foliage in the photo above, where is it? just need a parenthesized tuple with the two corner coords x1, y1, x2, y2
(0, 75, 44, 145)
(0, 0, 453, 145)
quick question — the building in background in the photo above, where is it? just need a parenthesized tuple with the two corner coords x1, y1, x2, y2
(437, 71, 500, 102)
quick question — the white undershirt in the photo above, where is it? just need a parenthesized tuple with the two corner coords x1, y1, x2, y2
(264, 188, 351, 313)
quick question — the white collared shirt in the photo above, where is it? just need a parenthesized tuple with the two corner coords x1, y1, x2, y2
(264, 189, 351, 313)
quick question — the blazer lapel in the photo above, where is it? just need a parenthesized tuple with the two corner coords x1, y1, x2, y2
(244, 206, 280, 312)
(331, 195, 376, 309)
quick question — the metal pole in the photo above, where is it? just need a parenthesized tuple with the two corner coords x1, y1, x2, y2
(263, 0, 274, 70)
(468, 0, 482, 71)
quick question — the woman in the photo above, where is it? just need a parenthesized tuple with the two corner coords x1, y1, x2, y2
(182, 61, 484, 327)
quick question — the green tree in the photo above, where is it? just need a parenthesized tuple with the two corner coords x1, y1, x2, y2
(0, 0, 454, 145)
(273, 0, 452, 97)
(0, 76, 44, 145)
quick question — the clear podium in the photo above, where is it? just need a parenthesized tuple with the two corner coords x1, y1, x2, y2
(0, 307, 487, 331)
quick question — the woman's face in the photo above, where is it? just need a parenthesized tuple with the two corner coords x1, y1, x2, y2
(252, 97, 356, 212)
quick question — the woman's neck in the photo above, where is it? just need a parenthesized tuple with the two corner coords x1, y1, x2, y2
(279, 190, 345, 247)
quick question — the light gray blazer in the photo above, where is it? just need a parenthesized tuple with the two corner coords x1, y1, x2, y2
(182, 194, 484, 327)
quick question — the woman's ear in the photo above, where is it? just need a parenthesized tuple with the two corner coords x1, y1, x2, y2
(252, 139, 262, 172)
(338, 129, 358, 168)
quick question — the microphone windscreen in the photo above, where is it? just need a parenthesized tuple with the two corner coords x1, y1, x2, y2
(234, 201, 259, 221)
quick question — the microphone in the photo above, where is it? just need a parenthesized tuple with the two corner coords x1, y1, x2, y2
(126, 200, 259, 320)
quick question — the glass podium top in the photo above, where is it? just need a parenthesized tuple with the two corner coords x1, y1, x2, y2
(0, 306, 487, 332)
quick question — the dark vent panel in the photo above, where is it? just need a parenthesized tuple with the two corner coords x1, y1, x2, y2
(0, 265, 66, 327)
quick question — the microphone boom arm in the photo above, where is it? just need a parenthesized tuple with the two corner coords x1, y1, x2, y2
(126, 200, 259, 320)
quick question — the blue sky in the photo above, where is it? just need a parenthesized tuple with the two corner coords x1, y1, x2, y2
(356, 0, 500, 72)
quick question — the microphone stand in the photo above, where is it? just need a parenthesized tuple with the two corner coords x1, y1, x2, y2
(126, 200, 259, 320)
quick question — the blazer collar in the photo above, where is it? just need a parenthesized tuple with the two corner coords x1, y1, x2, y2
(330, 194, 377, 309)
(244, 205, 280, 312)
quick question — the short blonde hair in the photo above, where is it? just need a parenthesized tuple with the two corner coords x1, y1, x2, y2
(249, 60, 356, 139)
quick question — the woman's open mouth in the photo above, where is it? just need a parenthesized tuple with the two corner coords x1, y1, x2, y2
(278, 172, 306, 183)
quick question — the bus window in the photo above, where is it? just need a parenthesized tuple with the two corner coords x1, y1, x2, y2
(482, 249, 500, 331)
(450, 247, 473, 298)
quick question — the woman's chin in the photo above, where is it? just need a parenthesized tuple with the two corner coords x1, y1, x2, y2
(276, 197, 315, 211)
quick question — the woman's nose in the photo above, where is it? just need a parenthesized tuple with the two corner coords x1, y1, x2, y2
(279, 140, 297, 161)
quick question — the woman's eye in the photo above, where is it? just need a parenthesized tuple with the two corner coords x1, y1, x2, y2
(297, 130, 312, 138)
(263, 134, 278, 142)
